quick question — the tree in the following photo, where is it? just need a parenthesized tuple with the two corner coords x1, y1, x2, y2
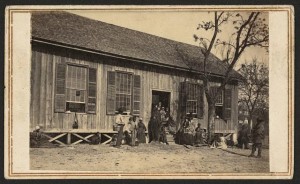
(238, 59, 269, 129)
(193, 12, 269, 142)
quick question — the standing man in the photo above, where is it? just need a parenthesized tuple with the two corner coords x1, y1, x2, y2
(114, 108, 125, 148)
(249, 118, 265, 158)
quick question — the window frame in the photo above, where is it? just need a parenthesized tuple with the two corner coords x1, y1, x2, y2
(114, 70, 134, 114)
(215, 90, 224, 106)
(65, 63, 89, 113)
(185, 83, 198, 115)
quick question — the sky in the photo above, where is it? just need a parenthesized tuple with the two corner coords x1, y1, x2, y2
(68, 10, 269, 69)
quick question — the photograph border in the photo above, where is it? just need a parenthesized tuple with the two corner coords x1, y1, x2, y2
(4, 5, 294, 179)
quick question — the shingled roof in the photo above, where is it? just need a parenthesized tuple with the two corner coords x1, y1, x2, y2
(31, 11, 242, 80)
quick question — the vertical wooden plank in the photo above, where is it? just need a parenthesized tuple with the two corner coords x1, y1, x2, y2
(34, 51, 42, 128)
(45, 52, 53, 129)
(39, 52, 47, 128)
(49, 53, 54, 129)
(30, 50, 37, 129)
(67, 133, 71, 144)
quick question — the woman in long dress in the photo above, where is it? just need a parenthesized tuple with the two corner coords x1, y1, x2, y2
(130, 116, 137, 146)
(194, 123, 203, 146)
(136, 118, 147, 143)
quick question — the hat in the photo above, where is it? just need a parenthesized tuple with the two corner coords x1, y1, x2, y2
(35, 125, 40, 130)
(139, 118, 143, 121)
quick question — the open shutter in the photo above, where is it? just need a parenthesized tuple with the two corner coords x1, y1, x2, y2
(54, 62, 66, 112)
(87, 68, 97, 113)
(197, 84, 204, 118)
(209, 86, 219, 98)
(223, 88, 232, 120)
(106, 71, 116, 115)
(132, 75, 141, 116)
(179, 82, 187, 118)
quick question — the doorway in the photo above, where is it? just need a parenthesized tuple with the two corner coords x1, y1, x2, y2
(152, 90, 171, 110)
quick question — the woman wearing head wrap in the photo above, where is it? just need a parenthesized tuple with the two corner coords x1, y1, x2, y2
(136, 118, 147, 144)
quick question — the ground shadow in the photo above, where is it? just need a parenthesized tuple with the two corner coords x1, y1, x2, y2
(220, 148, 249, 157)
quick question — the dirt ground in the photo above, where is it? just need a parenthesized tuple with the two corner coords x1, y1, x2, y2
(30, 143, 269, 173)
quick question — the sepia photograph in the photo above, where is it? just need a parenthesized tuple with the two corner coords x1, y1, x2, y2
(4, 6, 294, 179)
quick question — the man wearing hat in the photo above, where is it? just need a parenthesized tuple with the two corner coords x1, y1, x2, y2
(249, 118, 265, 158)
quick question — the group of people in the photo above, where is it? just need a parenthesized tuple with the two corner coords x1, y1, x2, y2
(175, 113, 204, 146)
(148, 102, 176, 144)
(111, 108, 147, 148)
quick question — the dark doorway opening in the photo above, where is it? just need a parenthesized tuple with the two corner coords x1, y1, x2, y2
(152, 90, 171, 110)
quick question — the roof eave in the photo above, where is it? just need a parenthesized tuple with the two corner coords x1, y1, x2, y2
(31, 37, 242, 82)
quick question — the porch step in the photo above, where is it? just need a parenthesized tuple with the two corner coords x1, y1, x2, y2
(166, 133, 176, 145)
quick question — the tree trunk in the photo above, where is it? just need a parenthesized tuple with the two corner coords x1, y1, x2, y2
(248, 113, 253, 134)
(207, 103, 215, 144)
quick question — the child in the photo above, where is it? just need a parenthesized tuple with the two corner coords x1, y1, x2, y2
(90, 132, 101, 145)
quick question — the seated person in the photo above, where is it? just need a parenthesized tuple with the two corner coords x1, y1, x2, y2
(176, 118, 195, 146)
(30, 126, 42, 148)
(90, 132, 101, 145)
(210, 134, 227, 149)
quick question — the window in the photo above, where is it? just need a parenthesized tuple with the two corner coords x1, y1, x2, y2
(215, 90, 223, 105)
(54, 62, 97, 114)
(65, 65, 87, 113)
(115, 72, 132, 113)
(210, 86, 232, 120)
(215, 90, 223, 118)
(106, 71, 141, 115)
(211, 87, 224, 118)
(180, 82, 204, 118)
(186, 83, 198, 115)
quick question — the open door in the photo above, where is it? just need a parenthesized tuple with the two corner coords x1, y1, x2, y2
(151, 90, 171, 110)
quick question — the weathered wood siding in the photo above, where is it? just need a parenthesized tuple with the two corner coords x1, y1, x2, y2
(214, 84, 239, 133)
(30, 43, 238, 133)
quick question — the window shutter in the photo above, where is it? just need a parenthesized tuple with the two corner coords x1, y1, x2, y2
(223, 88, 232, 120)
(87, 68, 97, 113)
(179, 82, 187, 117)
(106, 71, 116, 115)
(197, 84, 204, 118)
(210, 86, 219, 98)
(54, 62, 66, 112)
(132, 75, 141, 116)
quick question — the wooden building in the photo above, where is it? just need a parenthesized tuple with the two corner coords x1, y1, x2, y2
(30, 12, 242, 144)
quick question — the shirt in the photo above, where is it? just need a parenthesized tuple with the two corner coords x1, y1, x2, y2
(115, 114, 124, 125)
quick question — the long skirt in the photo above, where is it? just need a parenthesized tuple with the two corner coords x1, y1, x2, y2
(194, 131, 203, 144)
(115, 125, 124, 147)
(131, 129, 136, 146)
(137, 129, 146, 143)
(180, 132, 194, 145)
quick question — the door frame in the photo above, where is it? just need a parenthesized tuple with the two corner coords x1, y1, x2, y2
(151, 88, 173, 113)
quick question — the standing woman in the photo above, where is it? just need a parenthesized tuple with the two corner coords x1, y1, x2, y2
(137, 118, 147, 144)
(194, 123, 203, 146)
(130, 116, 137, 146)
